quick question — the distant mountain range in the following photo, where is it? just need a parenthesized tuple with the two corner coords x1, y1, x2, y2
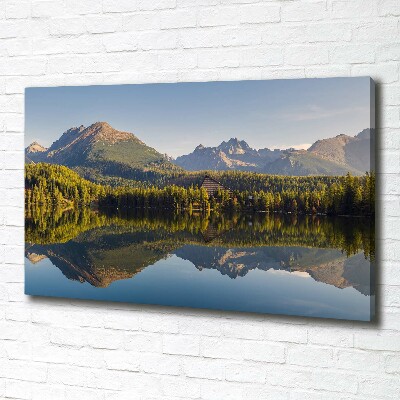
(26, 122, 372, 179)
(174, 138, 282, 171)
(174, 129, 372, 176)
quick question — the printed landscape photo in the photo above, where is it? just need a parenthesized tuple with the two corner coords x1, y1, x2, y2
(25, 78, 375, 320)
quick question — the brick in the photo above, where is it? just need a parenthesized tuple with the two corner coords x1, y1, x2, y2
(64, 386, 99, 400)
(31, 383, 65, 400)
(160, 376, 201, 399)
(0, 21, 26, 39)
(158, 51, 197, 69)
(308, 327, 354, 347)
(240, 47, 283, 67)
(103, 33, 138, 52)
(201, 337, 243, 360)
(381, 150, 400, 174)
(124, 332, 163, 353)
(355, 331, 400, 351)
(122, 13, 160, 31)
(197, 7, 241, 27)
(288, 345, 334, 368)
(49, 17, 87, 36)
(160, 10, 197, 29)
(222, 321, 264, 340)
(67, 347, 104, 369)
(242, 385, 290, 400)
(103, 0, 138, 13)
(2, 360, 47, 383)
(282, 1, 327, 22)
(66, 0, 102, 15)
(138, 0, 176, 11)
(86, 328, 125, 350)
(336, 349, 382, 371)
(85, 15, 122, 33)
(178, 315, 222, 337)
(6, 379, 31, 400)
(378, 44, 400, 62)
(141, 313, 179, 333)
(243, 340, 286, 363)
(104, 350, 140, 372)
(305, 22, 352, 42)
(138, 30, 178, 50)
(285, 45, 329, 66)
(140, 353, 181, 375)
(239, 3, 281, 24)
(200, 380, 243, 400)
(359, 376, 400, 398)
(31, 1, 66, 18)
(5, 1, 30, 19)
(382, 284, 400, 307)
(225, 362, 266, 383)
(163, 334, 200, 356)
(198, 48, 240, 68)
(352, 63, 399, 84)
(332, 0, 376, 19)
(104, 311, 140, 331)
(378, 0, 400, 16)
(220, 26, 261, 47)
(48, 365, 88, 387)
(264, 323, 308, 344)
(183, 357, 225, 380)
(354, 20, 399, 42)
(385, 354, 400, 374)
(330, 44, 376, 64)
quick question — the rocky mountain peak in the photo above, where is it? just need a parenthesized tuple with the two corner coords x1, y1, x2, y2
(355, 128, 371, 139)
(26, 142, 47, 153)
(218, 138, 251, 155)
(48, 125, 86, 152)
(82, 122, 136, 144)
(91, 121, 112, 130)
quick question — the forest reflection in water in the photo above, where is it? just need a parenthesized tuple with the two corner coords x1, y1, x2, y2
(25, 207, 375, 320)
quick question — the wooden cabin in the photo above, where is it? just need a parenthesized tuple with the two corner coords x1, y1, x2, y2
(200, 175, 230, 197)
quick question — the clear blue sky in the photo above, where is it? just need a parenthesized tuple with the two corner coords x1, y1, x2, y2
(25, 77, 372, 158)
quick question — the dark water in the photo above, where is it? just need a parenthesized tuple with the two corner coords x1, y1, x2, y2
(25, 208, 375, 321)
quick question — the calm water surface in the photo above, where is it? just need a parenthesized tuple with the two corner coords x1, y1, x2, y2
(25, 209, 375, 321)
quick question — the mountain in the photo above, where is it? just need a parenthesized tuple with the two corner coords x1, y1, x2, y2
(174, 129, 372, 176)
(174, 138, 282, 171)
(308, 129, 372, 173)
(174, 245, 371, 295)
(26, 141, 47, 154)
(25, 124, 372, 181)
(263, 150, 361, 176)
(25, 141, 48, 164)
(25, 122, 181, 182)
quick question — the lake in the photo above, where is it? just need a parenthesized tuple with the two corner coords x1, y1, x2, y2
(25, 208, 375, 321)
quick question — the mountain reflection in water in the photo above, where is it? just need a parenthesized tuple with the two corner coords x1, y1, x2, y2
(25, 208, 375, 321)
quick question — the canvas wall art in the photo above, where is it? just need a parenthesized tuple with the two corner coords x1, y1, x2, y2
(25, 77, 375, 321)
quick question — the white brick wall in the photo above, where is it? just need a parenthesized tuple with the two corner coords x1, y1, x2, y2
(0, 0, 399, 398)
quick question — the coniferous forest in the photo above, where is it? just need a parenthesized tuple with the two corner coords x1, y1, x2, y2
(25, 162, 375, 216)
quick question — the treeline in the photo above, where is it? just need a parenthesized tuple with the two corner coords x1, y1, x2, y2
(25, 163, 375, 216)
(25, 206, 374, 260)
(99, 172, 374, 216)
(25, 163, 106, 207)
(98, 185, 211, 211)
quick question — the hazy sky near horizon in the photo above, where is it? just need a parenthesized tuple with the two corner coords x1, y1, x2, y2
(25, 77, 372, 158)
